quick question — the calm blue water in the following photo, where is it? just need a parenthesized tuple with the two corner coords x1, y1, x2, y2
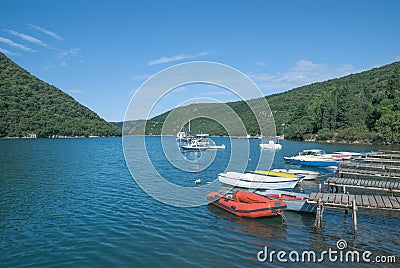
(1, 137, 399, 267)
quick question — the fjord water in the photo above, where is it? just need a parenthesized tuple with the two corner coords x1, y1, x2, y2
(1, 137, 399, 267)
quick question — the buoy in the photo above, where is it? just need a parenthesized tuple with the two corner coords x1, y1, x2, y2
(196, 165, 199, 171)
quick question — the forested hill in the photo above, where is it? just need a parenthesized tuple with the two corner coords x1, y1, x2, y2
(268, 61, 400, 143)
(0, 52, 120, 137)
(121, 61, 400, 143)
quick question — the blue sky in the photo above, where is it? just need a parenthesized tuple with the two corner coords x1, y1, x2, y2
(1, 0, 400, 121)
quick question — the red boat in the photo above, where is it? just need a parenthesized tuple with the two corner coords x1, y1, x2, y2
(206, 190, 286, 218)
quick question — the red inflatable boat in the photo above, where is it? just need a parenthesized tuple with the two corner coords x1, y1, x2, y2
(207, 190, 286, 218)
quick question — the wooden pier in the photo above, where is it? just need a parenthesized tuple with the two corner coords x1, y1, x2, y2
(308, 192, 400, 210)
(335, 168, 400, 180)
(307, 192, 400, 235)
(325, 177, 400, 193)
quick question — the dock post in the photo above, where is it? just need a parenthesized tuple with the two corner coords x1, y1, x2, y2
(352, 199, 358, 236)
(314, 198, 323, 228)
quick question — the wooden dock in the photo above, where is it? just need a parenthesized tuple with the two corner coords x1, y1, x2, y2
(308, 192, 400, 210)
(336, 168, 400, 180)
(308, 192, 400, 235)
(354, 157, 400, 166)
(325, 177, 400, 193)
(341, 162, 400, 172)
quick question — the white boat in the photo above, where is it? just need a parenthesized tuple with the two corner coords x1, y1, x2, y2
(255, 190, 317, 213)
(284, 149, 340, 168)
(259, 140, 282, 150)
(207, 144, 226, 150)
(176, 131, 187, 141)
(271, 169, 319, 180)
(218, 171, 300, 190)
(180, 139, 208, 151)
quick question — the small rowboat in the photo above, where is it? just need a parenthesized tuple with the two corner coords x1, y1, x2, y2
(255, 190, 317, 213)
(206, 190, 286, 218)
(218, 171, 300, 190)
(270, 169, 319, 180)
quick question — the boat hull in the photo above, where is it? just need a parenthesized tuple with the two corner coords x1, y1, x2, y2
(206, 191, 286, 218)
(271, 169, 319, 180)
(284, 157, 340, 167)
(255, 190, 317, 213)
(218, 172, 300, 190)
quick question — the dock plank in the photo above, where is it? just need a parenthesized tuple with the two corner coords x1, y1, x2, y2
(309, 193, 317, 200)
(382, 196, 393, 208)
(322, 194, 329, 203)
(374, 196, 385, 208)
(342, 194, 349, 205)
(328, 194, 336, 203)
(334, 194, 343, 204)
(348, 194, 356, 205)
(368, 196, 377, 207)
(388, 196, 400, 209)
(355, 195, 363, 206)
(361, 195, 370, 207)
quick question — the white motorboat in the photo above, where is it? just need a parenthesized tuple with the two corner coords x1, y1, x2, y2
(259, 140, 282, 150)
(180, 139, 208, 151)
(218, 171, 300, 190)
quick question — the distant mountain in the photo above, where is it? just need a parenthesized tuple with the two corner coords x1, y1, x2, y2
(120, 61, 400, 143)
(0, 52, 120, 138)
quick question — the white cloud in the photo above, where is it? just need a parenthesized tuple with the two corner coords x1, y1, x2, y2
(256, 61, 267, 66)
(58, 48, 80, 58)
(148, 51, 210, 66)
(3, 29, 47, 47)
(60, 61, 67, 67)
(29, 24, 63, 40)
(68, 89, 83, 94)
(0, 47, 19, 56)
(0, 36, 34, 51)
(250, 60, 359, 94)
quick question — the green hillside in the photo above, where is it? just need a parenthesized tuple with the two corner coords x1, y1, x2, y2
(121, 61, 400, 143)
(0, 52, 120, 138)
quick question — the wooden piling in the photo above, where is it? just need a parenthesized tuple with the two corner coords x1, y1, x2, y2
(352, 199, 358, 235)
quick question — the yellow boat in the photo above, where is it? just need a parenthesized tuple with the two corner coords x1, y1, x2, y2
(251, 170, 300, 179)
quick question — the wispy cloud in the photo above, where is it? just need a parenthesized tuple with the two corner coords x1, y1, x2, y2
(148, 51, 210, 66)
(0, 47, 19, 56)
(249, 60, 359, 94)
(29, 24, 63, 40)
(3, 29, 47, 47)
(58, 48, 80, 58)
(0, 36, 34, 51)
(68, 89, 83, 94)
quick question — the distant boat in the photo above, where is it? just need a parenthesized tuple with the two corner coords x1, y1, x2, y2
(218, 171, 300, 190)
(176, 131, 187, 141)
(284, 149, 340, 168)
(207, 144, 226, 150)
(206, 190, 286, 218)
(271, 169, 320, 180)
(259, 140, 282, 150)
(180, 139, 208, 151)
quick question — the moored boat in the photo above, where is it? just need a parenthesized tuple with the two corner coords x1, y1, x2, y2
(218, 171, 300, 190)
(259, 140, 282, 150)
(255, 190, 317, 213)
(271, 169, 319, 180)
(180, 139, 208, 151)
(206, 190, 286, 218)
(284, 149, 341, 168)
